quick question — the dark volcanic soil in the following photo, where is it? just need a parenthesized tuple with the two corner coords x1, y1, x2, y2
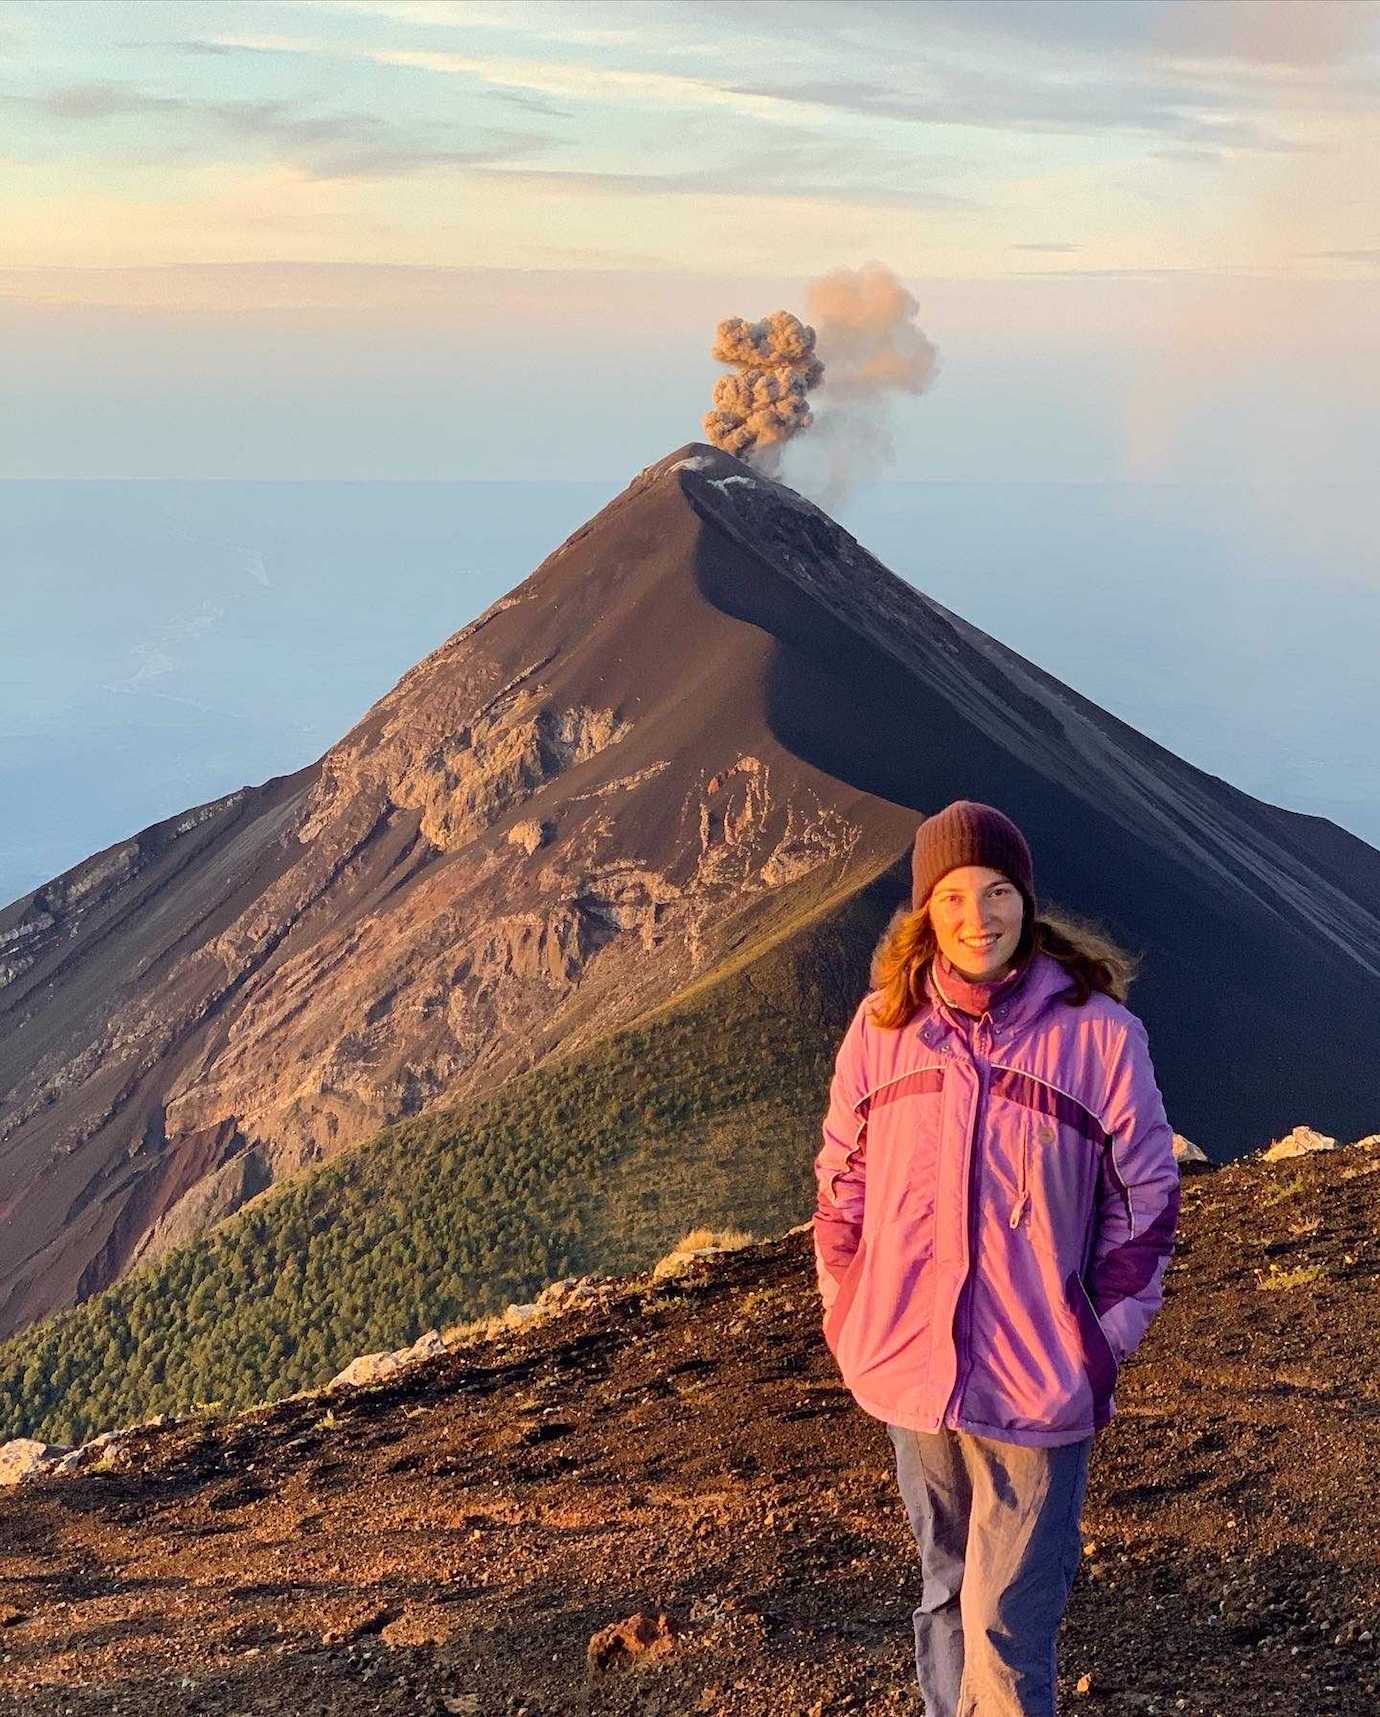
(1, 1140, 1377, 1717)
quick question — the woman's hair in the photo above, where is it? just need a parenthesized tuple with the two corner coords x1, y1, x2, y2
(867, 896, 1140, 1030)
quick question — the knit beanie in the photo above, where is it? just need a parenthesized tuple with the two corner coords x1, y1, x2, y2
(910, 800, 1036, 918)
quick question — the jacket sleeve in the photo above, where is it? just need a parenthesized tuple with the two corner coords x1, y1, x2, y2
(812, 998, 871, 1316)
(1088, 1013, 1182, 1366)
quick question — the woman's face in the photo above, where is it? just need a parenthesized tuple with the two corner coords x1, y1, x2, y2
(925, 865, 1025, 981)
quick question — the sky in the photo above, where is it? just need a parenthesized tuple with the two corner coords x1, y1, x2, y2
(2, 0, 1378, 481)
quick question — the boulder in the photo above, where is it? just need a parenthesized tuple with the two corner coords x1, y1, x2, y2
(1262, 1125, 1338, 1162)
(586, 1609, 678, 1673)
(328, 1326, 449, 1391)
(49, 1430, 127, 1477)
(500, 1302, 543, 1327)
(0, 1438, 72, 1486)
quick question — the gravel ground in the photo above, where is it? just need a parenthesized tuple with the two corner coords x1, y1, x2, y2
(0, 1138, 1376, 1717)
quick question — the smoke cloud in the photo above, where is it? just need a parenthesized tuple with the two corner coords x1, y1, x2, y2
(704, 263, 940, 506)
(702, 310, 824, 472)
(786, 262, 940, 507)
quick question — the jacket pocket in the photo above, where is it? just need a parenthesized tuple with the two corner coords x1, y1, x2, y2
(1008, 1122, 1032, 1228)
(1065, 1268, 1120, 1405)
(823, 1238, 868, 1355)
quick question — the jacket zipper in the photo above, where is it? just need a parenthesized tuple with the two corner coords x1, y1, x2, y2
(1008, 1125, 1029, 1228)
(944, 1018, 992, 1426)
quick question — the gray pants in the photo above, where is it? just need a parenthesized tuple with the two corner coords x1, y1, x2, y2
(886, 1423, 1092, 1717)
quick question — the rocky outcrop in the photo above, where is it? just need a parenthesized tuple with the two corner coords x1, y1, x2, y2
(1262, 1125, 1340, 1161)
(0, 1438, 68, 1486)
(328, 1328, 451, 1392)
(586, 1610, 678, 1673)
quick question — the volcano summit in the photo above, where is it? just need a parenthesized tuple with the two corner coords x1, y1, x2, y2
(1, 443, 1378, 1342)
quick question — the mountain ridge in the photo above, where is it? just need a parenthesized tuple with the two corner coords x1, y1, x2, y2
(1, 441, 1377, 1343)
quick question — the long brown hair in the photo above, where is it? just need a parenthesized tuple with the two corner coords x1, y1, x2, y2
(868, 897, 1140, 1030)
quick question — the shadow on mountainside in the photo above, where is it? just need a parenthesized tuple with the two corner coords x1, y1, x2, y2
(0, 1142, 1377, 1717)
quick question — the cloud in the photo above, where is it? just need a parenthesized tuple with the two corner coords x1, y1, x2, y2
(18, 80, 545, 180)
(1151, 145, 1227, 165)
(1009, 242, 1081, 253)
(197, 32, 820, 126)
(174, 15, 1358, 162)
(858, 1, 1380, 70)
(465, 140, 977, 211)
(139, 40, 974, 206)
(729, 69, 1313, 153)
(320, 1, 643, 49)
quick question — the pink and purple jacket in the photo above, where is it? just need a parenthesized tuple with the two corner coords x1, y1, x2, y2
(812, 950, 1181, 1447)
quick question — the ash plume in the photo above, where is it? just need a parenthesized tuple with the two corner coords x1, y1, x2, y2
(702, 310, 824, 473)
(780, 262, 940, 508)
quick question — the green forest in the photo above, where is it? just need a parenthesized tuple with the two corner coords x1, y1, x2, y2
(0, 967, 845, 1447)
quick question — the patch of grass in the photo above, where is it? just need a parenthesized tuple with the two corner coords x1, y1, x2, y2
(650, 1226, 758, 1281)
(731, 1286, 787, 1322)
(1255, 1262, 1326, 1290)
(1257, 1172, 1309, 1208)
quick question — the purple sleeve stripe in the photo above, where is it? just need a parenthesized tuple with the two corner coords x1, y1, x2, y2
(865, 1066, 945, 1110)
(813, 1221, 862, 1281)
(1090, 1183, 1181, 1315)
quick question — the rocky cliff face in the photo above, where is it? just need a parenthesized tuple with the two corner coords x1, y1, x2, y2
(1, 443, 1379, 1342)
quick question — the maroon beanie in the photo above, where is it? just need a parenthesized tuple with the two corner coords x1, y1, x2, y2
(910, 800, 1036, 915)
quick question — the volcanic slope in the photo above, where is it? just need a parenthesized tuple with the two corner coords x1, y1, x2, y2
(2, 443, 1379, 1342)
(0, 1139, 1378, 1717)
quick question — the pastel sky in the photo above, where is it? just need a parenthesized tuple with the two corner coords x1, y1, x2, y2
(3, 0, 1378, 479)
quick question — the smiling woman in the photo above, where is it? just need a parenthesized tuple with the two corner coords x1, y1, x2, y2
(813, 797, 1179, 1717)
(926, 867, 1026, 980)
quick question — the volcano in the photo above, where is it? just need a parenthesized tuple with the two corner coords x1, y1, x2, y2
(1, 442, 1378, 1343)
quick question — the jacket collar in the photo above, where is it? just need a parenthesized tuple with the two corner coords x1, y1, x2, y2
(919, 950, 1074, 1044)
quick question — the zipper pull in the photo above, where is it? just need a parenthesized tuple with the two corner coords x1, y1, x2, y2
(1008, 1192, 1028, 1228)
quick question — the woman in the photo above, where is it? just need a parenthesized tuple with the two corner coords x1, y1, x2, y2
(812, 800, 1180, 1717)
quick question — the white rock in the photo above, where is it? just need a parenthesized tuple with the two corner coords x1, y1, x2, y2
(329, 1351, 403, 1389)
(1262, 1125, 1339, 1161)
(328, 1326, 449, 1390)
(0, 1437, 72, 1486)
(501, 1302, 543, 1326)
(47, 1430, 128, 1477)
(1172, 1134, 1210, 1165)
(399, 1327, 448, 1364)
